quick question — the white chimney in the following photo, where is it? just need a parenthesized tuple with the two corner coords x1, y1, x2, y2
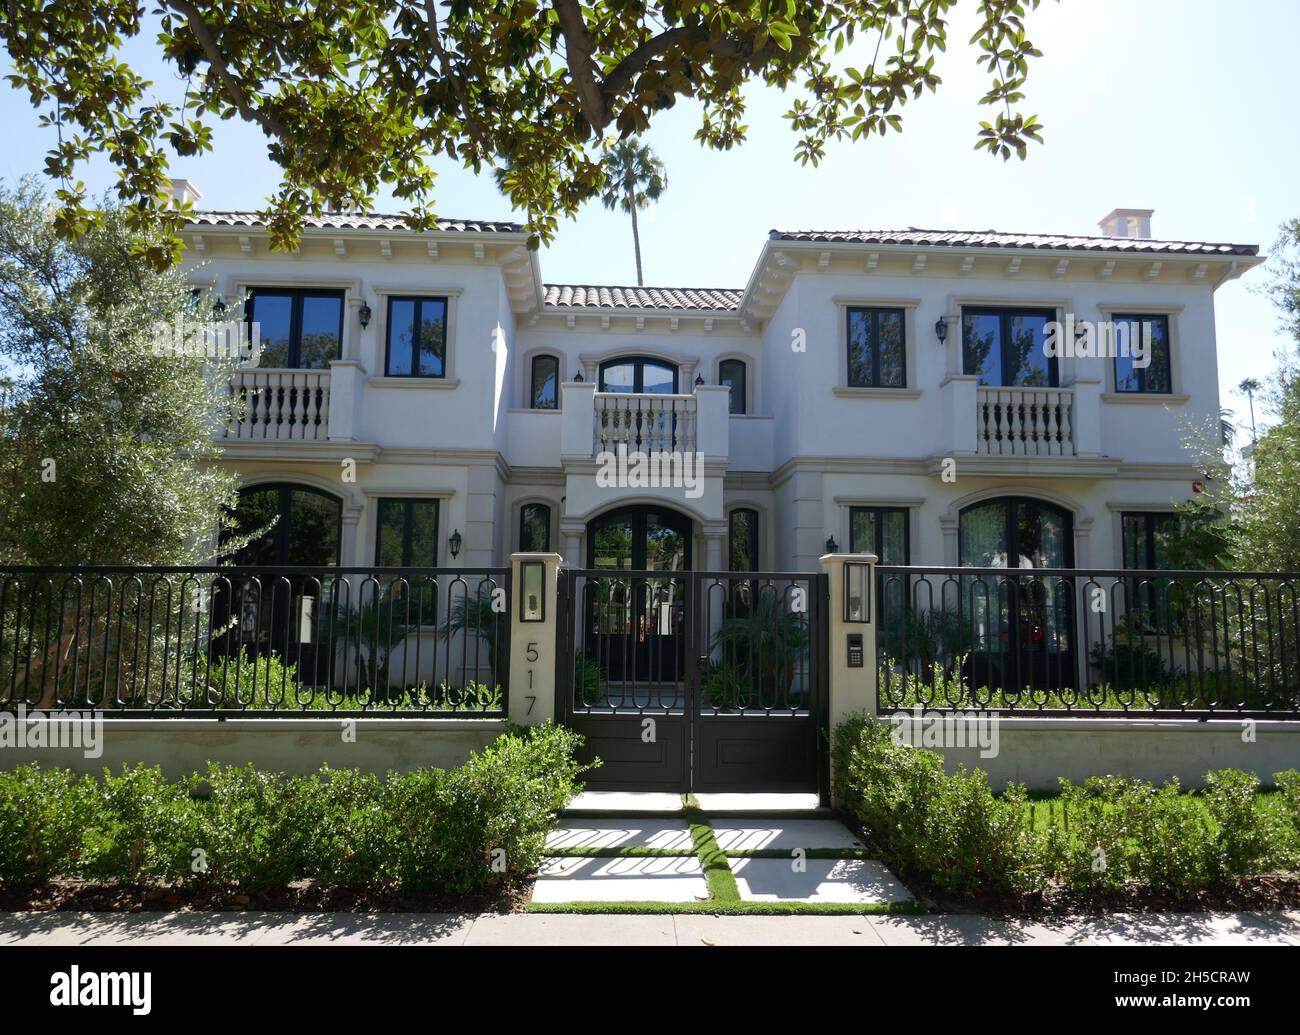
(168, 178, 202, 209)
(1098, 207, 1153, 239)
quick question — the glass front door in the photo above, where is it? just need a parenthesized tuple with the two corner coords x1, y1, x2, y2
(586, 506, 691, 684)
(959, 497, 1075, 696)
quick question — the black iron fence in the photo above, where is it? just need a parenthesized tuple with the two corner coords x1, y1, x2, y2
(0, 566, 509, 716)
(876, 565, 1300, 717)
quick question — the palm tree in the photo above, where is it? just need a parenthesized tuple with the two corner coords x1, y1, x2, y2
(1238, 377, 1261, 443)
(599, 139, 667, 287)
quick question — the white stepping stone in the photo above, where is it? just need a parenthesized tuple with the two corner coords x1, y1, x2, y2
(711, 818, 864, 853)
(730, 857, 913, 904)
(566, 791, 684, 813)
(547, 818, 695, 852)
(531, 855, 708, 903)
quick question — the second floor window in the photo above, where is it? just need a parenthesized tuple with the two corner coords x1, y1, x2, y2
(1113, 313, 1173, 394)
(962, 306, 1058, 387)
(247, 288, 343, 369)
(386, 296, 448, 378)
(375, 498, 440, 567)
(847, 307, 905, 388)
(530, 355, 558, 409)
(719, 359, 747, 414)
(848, 507, 909, 565)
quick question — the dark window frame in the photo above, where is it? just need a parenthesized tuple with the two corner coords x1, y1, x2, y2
(728, 507, 760, 572)
(384, 295, 449, 379)
(374, 497, 441, 568)
(529, 354, 560, 409)
(718, 359, 748, 414)
(597, 356, 679, 393)
(246, 288, 345, 369)
(1111, 312, 1173, 395)
(519, 502, 552, 552)
(847, 506, 911, 564)
(961, 305, 1060, 388)
(1121, 511, 1180, 571)
(846, 306, 908, 389)
(958, 496, 1076, 568)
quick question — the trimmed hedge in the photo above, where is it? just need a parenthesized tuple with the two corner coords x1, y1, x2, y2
(0, 722, 588, 896)
(833, 715, 1300, 901)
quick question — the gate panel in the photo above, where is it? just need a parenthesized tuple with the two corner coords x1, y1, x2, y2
(691, 571, 827, 796)
(557, 568, 689, 791)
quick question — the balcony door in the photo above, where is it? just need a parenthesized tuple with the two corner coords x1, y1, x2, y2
(598, 357, 678, 394)
(246, 288, 344, 369)
(586, 505, 692, 685)
(961, 307, 1058, 387)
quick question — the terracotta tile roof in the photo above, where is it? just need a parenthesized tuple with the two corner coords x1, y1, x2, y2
(543, 284, 743, 311)
(185, 211, 524, 233)
(769, 227, 1259, 257)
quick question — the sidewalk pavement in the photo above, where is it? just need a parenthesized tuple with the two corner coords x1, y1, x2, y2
(3, 910, 1298, 946)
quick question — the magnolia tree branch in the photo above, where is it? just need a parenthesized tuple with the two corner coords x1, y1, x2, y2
(552, 0, 609, 132)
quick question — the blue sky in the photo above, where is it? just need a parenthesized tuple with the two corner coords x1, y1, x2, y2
(2, 0, 1296, 430)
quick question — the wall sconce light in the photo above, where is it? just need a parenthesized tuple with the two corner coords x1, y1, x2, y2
(574, 370, 584, 382)
(520, 560, 545, 622)
(358, 302, 372, 329)
(825, 535, 839, 554)
(934, 317, 948, 346)
(694, 373, 705, 386)
(212, 297, 227, 318)
(844, 560, 871, 624)
(448, 529, 463, 559)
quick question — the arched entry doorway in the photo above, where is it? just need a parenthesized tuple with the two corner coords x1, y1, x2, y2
(585, 505, 692, 683)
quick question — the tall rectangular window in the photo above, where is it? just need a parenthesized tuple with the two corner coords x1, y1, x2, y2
(247, 289, 344, 368)
(848, 507, 909, 564)
(719, 359, 748, 414)
(1121, 510, 1181, 624)
(375, 499, 440, 567)
(530, 355, 558, 409)
(847, 307, 906, 388)
(1113, 314, 1172, 394)
(385, 296, 448, 378)
(961, 306, 1057, 387)
(728, 508, 759, 571)
(519, 503, 551, 552)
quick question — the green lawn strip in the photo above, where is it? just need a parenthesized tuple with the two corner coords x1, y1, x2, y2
(525, 899, 927, 916)
(721, 847, 874, 860)
(544, 846, 699, 858)
(685, 810, 741, 903)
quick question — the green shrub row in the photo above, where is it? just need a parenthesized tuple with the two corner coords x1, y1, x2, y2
(832, 716, 1300, 900)
(0, 723, 588, 895)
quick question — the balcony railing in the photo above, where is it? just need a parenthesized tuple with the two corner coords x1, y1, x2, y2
(594, 392, 697, 453)
(975, 385, 1075, 457)
(224, 368, 331, 442)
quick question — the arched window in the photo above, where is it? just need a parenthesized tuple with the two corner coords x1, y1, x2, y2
(728, 508, 759, 571)
(598, 357, 677, 393)
(958, 497, 1073, 569)
(530, 354, 559, 409)
(227, 483, 342, 566)
(520, 502, 551, 552)
(718, 359, 747, 414)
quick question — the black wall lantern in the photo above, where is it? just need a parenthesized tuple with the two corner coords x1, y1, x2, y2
(694, 373, 705, 386)
(358, 302, 372, 329)
(934, 316, 948, 346)
(574, 370, 584, 382)
(519, 560, 545, 622)
(825, 535, 839, 554)
(212, 297, 227, 318)
(844, 560, 871, 624)
(448, 529, 463, 559)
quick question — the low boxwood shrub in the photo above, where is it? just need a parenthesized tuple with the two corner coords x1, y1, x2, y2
(834, 715, 1300, 903)
(0, 721, 588, 899)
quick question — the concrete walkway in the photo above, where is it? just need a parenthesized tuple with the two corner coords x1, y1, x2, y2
(2, 910, 1299, 946)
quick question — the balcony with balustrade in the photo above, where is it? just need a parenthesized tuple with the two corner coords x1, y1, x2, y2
(216, 360, 367, 457)
(933, 374, 1115, 476)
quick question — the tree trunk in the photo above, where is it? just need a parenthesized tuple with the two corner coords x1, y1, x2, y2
(629, 193, 643, 287)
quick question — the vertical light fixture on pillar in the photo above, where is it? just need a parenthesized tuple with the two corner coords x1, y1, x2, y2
(844, 560, 871, 624)
(448, 529, 462, 560)
(519, 559, 545, 622)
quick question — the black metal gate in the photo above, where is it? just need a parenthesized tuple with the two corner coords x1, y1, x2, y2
(556, 568, 828, 799)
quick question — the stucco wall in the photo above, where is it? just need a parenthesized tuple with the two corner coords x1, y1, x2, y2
(881, 715, 1300, 791)
(0, 719, 508, 780)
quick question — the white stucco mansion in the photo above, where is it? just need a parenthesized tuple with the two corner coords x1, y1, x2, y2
(176, 180, 1262, 579)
